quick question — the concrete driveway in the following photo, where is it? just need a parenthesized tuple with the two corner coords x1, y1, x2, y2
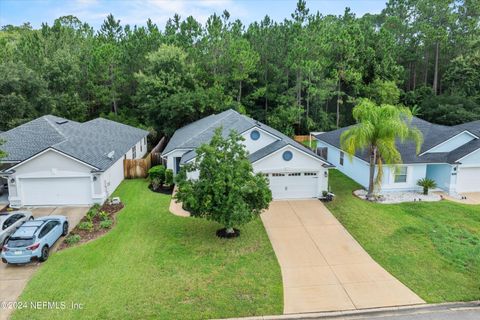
(261, 200, 424, 314)
(438, 192, 480, 205)
(0, 206, 88, 320)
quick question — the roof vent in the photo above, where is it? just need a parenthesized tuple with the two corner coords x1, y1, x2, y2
(107, 151, 115, 160)
(56, 120, 68, 125)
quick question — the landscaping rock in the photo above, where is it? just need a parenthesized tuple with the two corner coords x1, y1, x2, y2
(354, 189, 442, 204)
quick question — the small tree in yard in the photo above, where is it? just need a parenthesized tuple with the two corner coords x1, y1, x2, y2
(417, 178, 437, 195)
(175, 128, 272, 238)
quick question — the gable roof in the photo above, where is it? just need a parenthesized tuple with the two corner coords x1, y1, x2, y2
(0, 115, 149, 171)
(316, 117, 480, 164)
(165, 109, 332, 166)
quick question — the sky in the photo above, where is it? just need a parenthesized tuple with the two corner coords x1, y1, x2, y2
(0, 0, 387, 30)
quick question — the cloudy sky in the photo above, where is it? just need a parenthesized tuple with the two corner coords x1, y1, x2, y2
(0, 0, 386, 29)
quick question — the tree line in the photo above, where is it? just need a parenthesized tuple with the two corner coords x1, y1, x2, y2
(0, 0, 479, 139)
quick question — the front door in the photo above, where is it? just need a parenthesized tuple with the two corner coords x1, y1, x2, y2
(174, 157, 182, 174)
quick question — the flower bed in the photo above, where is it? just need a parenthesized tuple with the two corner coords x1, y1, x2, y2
(59, 201, 124, 250)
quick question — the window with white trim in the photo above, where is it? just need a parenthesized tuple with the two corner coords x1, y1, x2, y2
(132, 146, 136, 159)
(288, 173, 301, 176)
(272, 173, 285, 177)
(394, 166, 408, 183)
(339, 151, 344, 166)
(304, 172, 317, 176)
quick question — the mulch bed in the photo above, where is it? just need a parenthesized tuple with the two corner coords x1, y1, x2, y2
(148, 184, 174, 195)
(58, 202, 124, 251)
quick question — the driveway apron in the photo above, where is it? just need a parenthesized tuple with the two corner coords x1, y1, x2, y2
(261, 200, 425, 314)
(0, 206, 88, 320)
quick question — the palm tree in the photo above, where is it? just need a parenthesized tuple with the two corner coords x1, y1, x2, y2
(341, 99, 423, 199)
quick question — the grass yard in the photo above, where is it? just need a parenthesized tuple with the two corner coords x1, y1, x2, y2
(301, 139, 317, 150)
(325, 170, 480, 303)
(13, 180, 282, 320)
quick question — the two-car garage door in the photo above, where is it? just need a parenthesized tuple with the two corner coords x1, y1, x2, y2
(267, 172, 319, 199)
(456, 167, 480, 193)
(21, 177, 92, 206)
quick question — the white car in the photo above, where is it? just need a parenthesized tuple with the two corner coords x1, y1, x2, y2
(0, 211, 33, 247)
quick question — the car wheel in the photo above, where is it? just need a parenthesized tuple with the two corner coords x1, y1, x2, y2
(39, 246, 49, 262)
(62, 222, 69, 236)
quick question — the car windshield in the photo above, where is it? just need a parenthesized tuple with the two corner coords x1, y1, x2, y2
(7, 237, 35, 248)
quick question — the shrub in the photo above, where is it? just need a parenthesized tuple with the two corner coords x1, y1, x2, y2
(86, 206, 99, 221)
(99, 219, 113, 229)
(78, 221, 94, 232)
(148, 165, 166, 188)
(99, 210, 109, 221)
(417, 178, 437, 195)
(165, 169, 174, 186)
(65, 234, 81, 245)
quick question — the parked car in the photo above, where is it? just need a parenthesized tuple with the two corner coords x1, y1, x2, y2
(0, 211, 33, 246)
(1, 215, 69, 264)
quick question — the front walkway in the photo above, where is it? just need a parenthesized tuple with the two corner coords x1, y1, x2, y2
(0, 206, 88, 320)
(169, 188, 190, 217)
(261, 200, 424, 314)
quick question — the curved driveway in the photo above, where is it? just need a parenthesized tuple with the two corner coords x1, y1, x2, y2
(261, 200, 424, 314)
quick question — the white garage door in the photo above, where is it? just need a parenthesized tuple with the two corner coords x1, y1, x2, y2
(21, 177, 92, 206)
(268, 172, 319, 199)
(456, 167, 480, 193)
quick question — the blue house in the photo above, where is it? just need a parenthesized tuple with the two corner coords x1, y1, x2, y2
(316, 117, 480, 195)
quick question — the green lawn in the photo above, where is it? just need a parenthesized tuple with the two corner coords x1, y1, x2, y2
(301, 139, 317, 150)
(13, 180, 282, 320)
(325, 170, 480, 303)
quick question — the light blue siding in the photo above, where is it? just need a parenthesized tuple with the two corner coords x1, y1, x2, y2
(459, 148, 480, 164)
(426, 164, 453, 192)
(380, 165, 427, 192)
(317, 141, 370, 189)
(317, 141, 429, 192)
(427, 132, 476, 153)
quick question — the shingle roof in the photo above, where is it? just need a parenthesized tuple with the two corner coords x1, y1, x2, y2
(316, 117, 480, 164)
(0, 115, 149, 171)
(249, 140, 286, 163)
(164, 109, 332, 166)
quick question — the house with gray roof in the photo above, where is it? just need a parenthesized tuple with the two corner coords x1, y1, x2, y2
(162, 109, 333, 199)
(315, 117, 480, 195)
(0, 115, 149, 207)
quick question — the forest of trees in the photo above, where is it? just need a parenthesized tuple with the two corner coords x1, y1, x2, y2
(0, 0, 479, 140)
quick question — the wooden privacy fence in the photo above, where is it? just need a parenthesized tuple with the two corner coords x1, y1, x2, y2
(124, 153, 152, 179)
(124, 136, 168, 179)
(294, 135, 310, 142)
